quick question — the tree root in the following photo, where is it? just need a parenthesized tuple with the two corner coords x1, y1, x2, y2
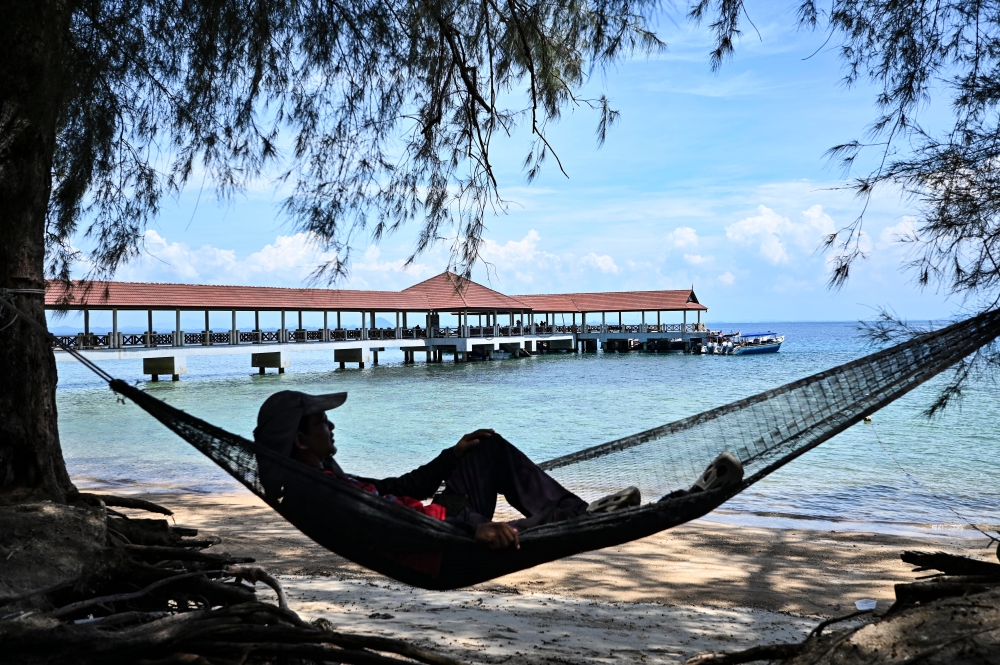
(76, 493, 174, 516)
(686, 550, 1000, 665)
(685, 644, 803, 664)
(0, 496, 464, 665)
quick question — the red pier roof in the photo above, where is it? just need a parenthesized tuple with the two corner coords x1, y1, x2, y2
(514, 289, 705, 313)
(45, 272, 707, 313)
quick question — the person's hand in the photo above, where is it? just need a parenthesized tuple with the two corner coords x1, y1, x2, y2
(474, 522, 520, 549)
(452, 428, 494, 459)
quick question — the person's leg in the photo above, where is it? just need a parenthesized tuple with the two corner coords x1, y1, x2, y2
(442, 434, 587, 523)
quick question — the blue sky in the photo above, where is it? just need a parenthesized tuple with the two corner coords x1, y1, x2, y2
(85, 5, 964, 323)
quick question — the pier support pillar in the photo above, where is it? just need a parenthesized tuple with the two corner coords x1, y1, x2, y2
(144, 356, 186, 382)
(548, 338, 573, 352)
(372, 350, 379, 365)
(252, 351, 290, 375)
(335, 347, 369, 369)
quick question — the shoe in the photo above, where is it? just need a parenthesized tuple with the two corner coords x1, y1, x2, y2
(690, 451, 744, 493)
(586, 486, 641, 513)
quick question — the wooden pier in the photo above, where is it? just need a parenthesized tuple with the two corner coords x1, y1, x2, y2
(46, 272, 711, 380)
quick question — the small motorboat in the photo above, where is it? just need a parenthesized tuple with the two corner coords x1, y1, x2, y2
(731, 331, 784, 355)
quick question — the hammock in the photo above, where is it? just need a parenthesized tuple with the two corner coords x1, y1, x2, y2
(14, 291, 999, 590)
(90, 310, 999, 589)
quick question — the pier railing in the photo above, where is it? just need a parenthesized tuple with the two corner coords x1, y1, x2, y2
(51, 321, 708, 350)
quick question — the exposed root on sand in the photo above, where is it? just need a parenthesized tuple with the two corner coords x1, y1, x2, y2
(0, 496, 461, 665)
(687, 549, 1000, 665)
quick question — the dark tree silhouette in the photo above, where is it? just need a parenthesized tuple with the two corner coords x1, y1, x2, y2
(0, 0, 661, 500)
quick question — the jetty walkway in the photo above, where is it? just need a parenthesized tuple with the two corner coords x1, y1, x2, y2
(46, 272, 710, 380)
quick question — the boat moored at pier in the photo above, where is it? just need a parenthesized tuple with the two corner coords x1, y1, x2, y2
(730, 331, 784, 355)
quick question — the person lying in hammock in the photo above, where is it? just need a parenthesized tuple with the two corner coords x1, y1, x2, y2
(253, 390, 641, 549)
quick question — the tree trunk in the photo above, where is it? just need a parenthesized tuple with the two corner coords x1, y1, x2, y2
(0, 0, 75, 503)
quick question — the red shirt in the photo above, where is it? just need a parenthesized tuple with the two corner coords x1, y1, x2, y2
(325, 471, 446, 520)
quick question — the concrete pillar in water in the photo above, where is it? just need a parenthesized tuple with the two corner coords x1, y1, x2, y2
(144, 356, 186, 382)
(334, 347, 369, 369)
(253, 351, 289, 374)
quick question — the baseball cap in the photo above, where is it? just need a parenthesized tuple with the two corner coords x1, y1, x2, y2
(253, 390, 347, 457)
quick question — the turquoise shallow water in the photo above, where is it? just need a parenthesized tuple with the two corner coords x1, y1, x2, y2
(57, 322, 1000, 539)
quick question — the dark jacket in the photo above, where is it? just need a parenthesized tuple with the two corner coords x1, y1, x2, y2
(322, 450, 473, 532)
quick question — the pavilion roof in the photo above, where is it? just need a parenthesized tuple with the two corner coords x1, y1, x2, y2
(44, 281, 422, 311)
(44, 273, 707, 313)
(513, 289, 706, 312)
(400, 272, 530, 311)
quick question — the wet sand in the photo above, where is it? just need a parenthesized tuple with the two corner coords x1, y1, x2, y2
(127, 489, 988, 664)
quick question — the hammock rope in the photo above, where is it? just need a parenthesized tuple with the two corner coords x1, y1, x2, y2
(7, 292, 1000, 589)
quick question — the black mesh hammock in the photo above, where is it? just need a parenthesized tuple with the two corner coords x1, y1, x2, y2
(41, 307, 1000, 589)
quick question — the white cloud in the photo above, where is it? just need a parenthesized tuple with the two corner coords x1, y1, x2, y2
(475, 230, 565, 285)
(684, 254, 713, 265)
(479, 230, 561, 272)
(118, 230, 430, 287)
(121, 230, 244, 283)
(242, 233, 335, 280)
(481, 230, 541, 263)
(666, 226, 699, 248)
(718, 271, 735, 285)
(581, 253, 619, 274)
(725, 205, 836, 264)
(354, 245, 432, 277)
(877, 217, 919, 250)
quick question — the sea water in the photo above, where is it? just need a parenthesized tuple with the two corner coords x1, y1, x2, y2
(56, 322, 1000, 539)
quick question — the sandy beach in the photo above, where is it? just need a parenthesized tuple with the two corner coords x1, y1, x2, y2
(115, 488, 988, 664)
